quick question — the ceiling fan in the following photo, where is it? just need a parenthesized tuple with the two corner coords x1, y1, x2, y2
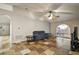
(45, 10, 60, 20)
(34, 9, 79, 22)
(35, 10, 60, 21)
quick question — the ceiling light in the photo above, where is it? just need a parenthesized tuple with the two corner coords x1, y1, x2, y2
(48, 13, 52, 20)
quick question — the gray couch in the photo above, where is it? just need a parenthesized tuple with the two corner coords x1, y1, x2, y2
(33, 31, 49, 41)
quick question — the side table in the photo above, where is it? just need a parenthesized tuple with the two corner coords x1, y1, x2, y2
(26, 35, 33, 44)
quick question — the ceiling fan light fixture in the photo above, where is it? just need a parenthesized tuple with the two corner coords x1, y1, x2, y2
(48, 14, 53, 20)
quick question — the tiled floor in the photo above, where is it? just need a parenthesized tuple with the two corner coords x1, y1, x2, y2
(0, 37, 79, 55)
(12, 38, 57, 55)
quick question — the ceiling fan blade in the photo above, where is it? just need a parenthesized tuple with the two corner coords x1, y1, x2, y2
(34, 10, 51, 17)
(34, 12, 45, 17)
(54, 11, 79, 15)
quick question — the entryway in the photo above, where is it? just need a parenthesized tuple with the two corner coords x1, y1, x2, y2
(56, 24, 71, 50)
(0, 15, 12, 51)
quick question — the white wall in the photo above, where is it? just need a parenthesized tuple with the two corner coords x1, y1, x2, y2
(50, 19, 79, 37)
(7, 7, 50, 43)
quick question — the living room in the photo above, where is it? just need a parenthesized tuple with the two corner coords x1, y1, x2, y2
(0, 3, 79, 55)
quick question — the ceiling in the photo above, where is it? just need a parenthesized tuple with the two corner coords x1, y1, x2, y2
(7, 3, 79, 12)
(6, 3, 79, 22)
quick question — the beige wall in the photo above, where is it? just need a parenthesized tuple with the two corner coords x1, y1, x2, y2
(50, 19, 79, 37)
(7, 7, 50, 43)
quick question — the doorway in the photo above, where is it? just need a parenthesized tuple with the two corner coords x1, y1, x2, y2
(0, 15, 12, 50)
(56, 24, 71, 50)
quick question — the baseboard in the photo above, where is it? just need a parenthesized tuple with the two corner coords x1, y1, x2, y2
(12, 39, 26, 43)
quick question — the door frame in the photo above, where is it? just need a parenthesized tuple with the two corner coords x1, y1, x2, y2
(3, 15, 12, 48)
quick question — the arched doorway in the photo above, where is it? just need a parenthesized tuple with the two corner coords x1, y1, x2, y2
(56, 24, 71, 50)
(0, 15, 12, 50)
